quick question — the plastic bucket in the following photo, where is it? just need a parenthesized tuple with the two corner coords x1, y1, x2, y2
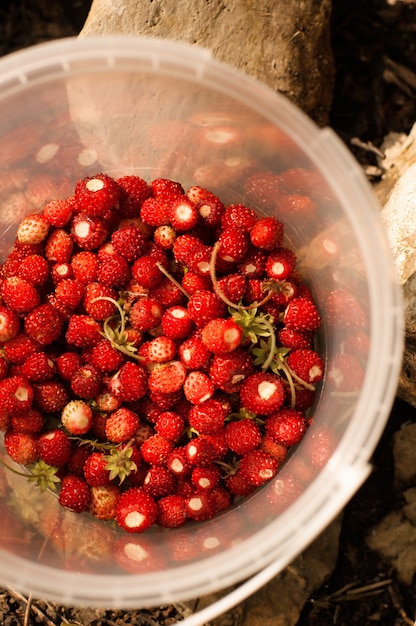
(0, 36, 403, 621)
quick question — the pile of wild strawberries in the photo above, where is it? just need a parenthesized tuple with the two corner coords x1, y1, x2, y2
(0, 172, 324, 533)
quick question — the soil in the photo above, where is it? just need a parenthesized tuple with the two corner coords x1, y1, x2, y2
(0, 0, 415, 625)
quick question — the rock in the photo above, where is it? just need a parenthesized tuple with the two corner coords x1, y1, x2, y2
(392, 422, 416, 487)
(79, 0, 334, 125)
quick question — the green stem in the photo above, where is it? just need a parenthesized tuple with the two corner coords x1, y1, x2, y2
(155, 262, 190, 298)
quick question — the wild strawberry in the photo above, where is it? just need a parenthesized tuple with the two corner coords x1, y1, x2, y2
(131, 255, 164, 289)
(166, 446, 191, 478)
(216, 273, 247, 304)
(155, 411, 185, 442)
(45, 228, 74, 263)
(225, 418, 262, 455)
(11, 407, 44, 434)
(265, 247, 297, 280)
(74, 173, 120, 218)
(187, 186, 225, 229)
(240, 372, 285, 415)
(191, 464, 221, 492)
(59, 474, 91, 513)
(97, 253, 131, 288)
(24, 303, 64, 345)
(238, 247, 267, 278)
(278, 327, 312, 350)
(70, 364, 102, 399)
(186, 490, 216, 521)
(0, 305, 20, 342)
(250, 216, 284, 251)
(148, 360, 186, 395)
(71, 213, 109, 250)
(129, 297, 164, 332)
(21, 351, 56, 382)
(33, 380, 69, 413)
(157, 494, 188, 528)
(187, 290, 227, 328)
(153, 224, 176, 250)
(186, 244, 215, 278)
(89, 484, 121, 520)
(140, 197, 169, 227)
(178, 332, 212, 370)
(54, 278, 84, 309)
(148, 389, 183, 410)
(87, 339, 125, 373)
(283, 296, 321, 332)
(221, 203, 257, 232)
(151, 177, 184, 199)
(208, 348, 253, 393)
(1, 276, 40, 313)
(150, 276, 186, 308)
(260, 435, 288, 464)
(50, 262, 73, 284)
(140, 434, 173, 466)
(277, 193, 318, 221)
(172, 233, 206, 266)
(0, 375, 34, 413)
(94, 390, 121, 412)
(146, 335, 177, 364)
(17, 254, 50, 286)
(116, 175, 152, 216)
(327, 352, 365, 392)
(0, 355, 8, 381)
(183, 370, 215, 404)
(55, 351, 84, 381)
(61, 399, 94, 435)
(16, 213, 50, 244)
(143, 466, 177, 498)
(105, 407, 140, 443)
(325, 288, 366, 330)
(43, 197, 74, 227)
(82, 282, 118, 320)
(111, 225, 145, 261)
(181, 271, 211, 295)
(2, 332, 41, 364)
(66, 314, 102, 348)
(286, 348, 324, 384)
(239, 449, 278, 486)
(108, 362, 148, 402)
(217, 227, 249, 264)
(37, 428, 72, 467)
(168, 195, 198, 231)
(161, 306, 193, 340)
(201, 317, 243, 354)
(115, 487, 158, 533)
(83, 451, 112, 486)
(265, 408, 307, 446)
(4, 429, 38, 465)
(71, 250, 99, 283)
(244, 171, 283, 209)
(185, 435, 218, 466)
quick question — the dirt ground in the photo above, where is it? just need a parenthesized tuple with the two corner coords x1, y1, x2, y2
(0, 0, 415, 624)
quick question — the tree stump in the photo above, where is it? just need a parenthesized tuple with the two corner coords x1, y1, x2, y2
(79, 0, 334, 126)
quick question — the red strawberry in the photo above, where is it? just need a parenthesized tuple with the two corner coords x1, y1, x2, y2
(161, 305, 193, 340)
(217, 227, 249, 264)
(216, 272, 247, 304)
(148, 360, 186, 395)
(155, 411, 185, 442)
(166, 446, 191, 478)
(187, 290, 227, 328)
(0, 375, 34, 413)
(278, 327, 312, 350)
(37, 428, 72, 466)
(183, 370, 215, 404)
(286, 348, 324, 384)
(265, 247, 297, 280)
(153, 224, 176, 250)
(326, 288, 366, 330)
(239, 449, 278, 486)
(221, 204, 257, 233)
(82, 282, 118, 320)
(283, 296, 321, 332)
(97, 253, 131, 288)
(0, 305, 20, 342)
(129, 297, 164, 332)
(21, 351, 56, 382)
(4, 429, 38, 465)
(224, 418, 262, 454)
(157, 494, 188, 528)
(87, 339, 125, 373)
(61, 399, 94, 435)
(244, 171, 283, 210)
(143, 465, 177, 498)
(116, 175, 152, 216)
(178, 333, 212, 370)
(66, 315, 102, 348)
(55, 351, 84, 381)
(71, 213, 109, 250)
(201, 317, 243, 354)
(265, 408, 307, 446)
(187, 186, 225, 229)
(181, 271, 211, 295)
(140, 197, 170, 226)
(249, 216, 284, 251)
(188, 398, 229, 434)
(131, 255, 163, 289)
(140, 434, 173, 466)
(11, 407, 44, 434)
(24, 303, 64, 345)
(50, 262, 73, 285)
(108, 362, 148, 402)
(71, 250, 99, 283)
(83, 451, 112, 486)
(43, 197, 74, 227)
(70, 364, 102, 399)
(54, 278, 84, 309)
(115, 487, 158, 533)
(1, 276, 40, 313)
(172, 233, 206, 266)
(105, 407, 140, 443)
(145, 336, 177, 364)
(111, 225, 145, 261)
(74, 173, 120, 218)
(18, 254, 50, 286)
(89, 484, 121, 520)
(186, 490, 216, 521)
(191, 465, 221, 491)
(240, 372, 285, 415)
(2, 332, 41, 364)
(151, 177, 184, 199)
(45, 228, 74, 263)
(33, 380, 69, 413)
(59, 474, 91, 513)
(327, 352, 364, 392)
(16, 213, 50, 244)
(208, 349, 253, 393)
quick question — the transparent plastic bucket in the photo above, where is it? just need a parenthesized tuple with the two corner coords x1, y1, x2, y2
(0, 36, 403, 621)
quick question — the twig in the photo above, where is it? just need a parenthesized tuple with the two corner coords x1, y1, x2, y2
(7, 588, 57, 626)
